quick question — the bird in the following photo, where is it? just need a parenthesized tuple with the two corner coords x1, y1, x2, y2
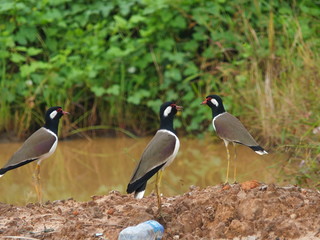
(0, 106, 68, 201)
(127, 101, 182, 212)
(201, 95, 267, 183)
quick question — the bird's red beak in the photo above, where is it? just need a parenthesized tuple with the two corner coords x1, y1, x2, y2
(175, 105, 183, 111)
(201, 99, 208, 105)
(62, 111, 70, 115)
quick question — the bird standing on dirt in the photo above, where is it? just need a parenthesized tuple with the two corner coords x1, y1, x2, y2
(127, 102, 182, 212)
(0, 106, 68, 201)
(202, 95, 267, 183)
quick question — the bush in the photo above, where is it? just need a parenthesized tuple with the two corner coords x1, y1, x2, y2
(0, 0, 319, 146)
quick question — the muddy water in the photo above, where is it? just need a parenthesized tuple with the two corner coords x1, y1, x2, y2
(0, 137, 286, 205)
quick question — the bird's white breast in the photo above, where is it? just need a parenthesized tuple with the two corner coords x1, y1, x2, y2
(212, 112, 226, 132)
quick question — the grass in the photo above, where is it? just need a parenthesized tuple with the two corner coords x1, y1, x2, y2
(215, 9, 320, 188)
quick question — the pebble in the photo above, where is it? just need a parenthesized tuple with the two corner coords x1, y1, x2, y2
(234, 236, 257, 240)
(290, 213, 297, 219)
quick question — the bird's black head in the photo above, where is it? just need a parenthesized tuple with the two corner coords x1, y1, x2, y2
(201, 94, 226, 118)
(44, 106, 68, 134)
(159, 101, 183, 132)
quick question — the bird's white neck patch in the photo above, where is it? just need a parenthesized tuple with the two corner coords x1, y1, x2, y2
(50, 110, 58, 119)
(211, 99, 219, 107)
(163, 106, 172, 117)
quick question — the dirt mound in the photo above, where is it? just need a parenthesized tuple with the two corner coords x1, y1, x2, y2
(1, 182, 320, 240)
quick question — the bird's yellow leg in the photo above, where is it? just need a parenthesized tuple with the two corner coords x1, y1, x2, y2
(33, 164, 42, 203)
(155, 170, 163, 213)
(223, 140, 230, 184)
(233, 143, 237, 183)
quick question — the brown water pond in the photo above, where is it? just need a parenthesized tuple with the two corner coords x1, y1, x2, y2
(0, 137, 287, 205)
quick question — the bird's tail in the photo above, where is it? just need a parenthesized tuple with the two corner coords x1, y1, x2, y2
(250, 145, 268, 155)
(0, 168, 6, 177)
(127, 164, 165, 199)
(134, 190, 145, 199)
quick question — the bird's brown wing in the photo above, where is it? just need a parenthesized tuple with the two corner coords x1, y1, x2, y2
(3, 127, 57, 168)
(129, 130, 176, 185)
(215, 113, 259, 146)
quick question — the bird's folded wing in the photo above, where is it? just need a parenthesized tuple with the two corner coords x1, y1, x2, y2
(215, 113, 259, 146)
(3, 128, 57, 168)
(129, 130, 176, 184)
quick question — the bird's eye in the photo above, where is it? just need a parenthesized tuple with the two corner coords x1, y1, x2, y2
(57, 108, 62, 112)
(170, 104, 176, 108)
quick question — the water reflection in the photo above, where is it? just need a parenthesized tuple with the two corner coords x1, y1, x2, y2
(0, 137, 286, 205)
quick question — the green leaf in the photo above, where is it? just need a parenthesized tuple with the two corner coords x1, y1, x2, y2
(91, 86, 106, 97)
(202, 46, 214, 58)
(183, 40, 199, 51)
(20, 65, 33, 77)
(167, 52, 185, 64)
(46, 38, 58, 51)
(2, 88, 15, 103)
(158, 38, 175, 51)
(170, 15, 187, 29)
(127, 89, 151, 105)
(43, 8, 63, 21)
(20, 61, 51, 77)
(192, 27, 208, 41)
(27, 47, 42, 56)
(106, 47, 126, 57)
(165, 68, 181, 81)
(11, 53, 25, 63)
(147, 99, 163, 113)
(165, 89, 179, 100)
(14, 33, 27, 45)
(129, 15, 146, 24)
(0, 50, 9, 58)
(118, 0, 134, 16)
(106, 85, 120, 96)
(15, 26, 37, 44)
(15, 46, 28, 52)
(183, 63, 198, 76)
(114, 15, 128, 29)
(0, 2, 14, 13)
(100, 5, 114, 17)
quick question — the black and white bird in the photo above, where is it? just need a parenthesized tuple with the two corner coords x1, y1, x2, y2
(127, 102, 182, 211)
(202, 95, 267, 183)
(0, 106, 68, 200)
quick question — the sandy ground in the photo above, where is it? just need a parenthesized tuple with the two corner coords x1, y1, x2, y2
(1, 181, 320, 240)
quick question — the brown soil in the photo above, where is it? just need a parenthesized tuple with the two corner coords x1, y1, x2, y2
(1, 182, 320, 240)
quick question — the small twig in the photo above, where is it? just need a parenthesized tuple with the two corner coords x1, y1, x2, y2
(29, 227, 54, 235)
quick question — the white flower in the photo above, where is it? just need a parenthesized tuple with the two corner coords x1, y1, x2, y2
(26, 79, 33, 86)
(127, 66, 136, 73)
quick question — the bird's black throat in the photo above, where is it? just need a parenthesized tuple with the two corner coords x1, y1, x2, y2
(44, 120, 60, 135)
(211, 105, 226, 119)
(160, 115, 175, 133)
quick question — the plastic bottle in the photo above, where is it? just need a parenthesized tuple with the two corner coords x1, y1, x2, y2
(118, 220, 164, 240)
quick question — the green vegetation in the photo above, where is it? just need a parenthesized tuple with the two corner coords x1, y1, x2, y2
(0, 0, 319, 187)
